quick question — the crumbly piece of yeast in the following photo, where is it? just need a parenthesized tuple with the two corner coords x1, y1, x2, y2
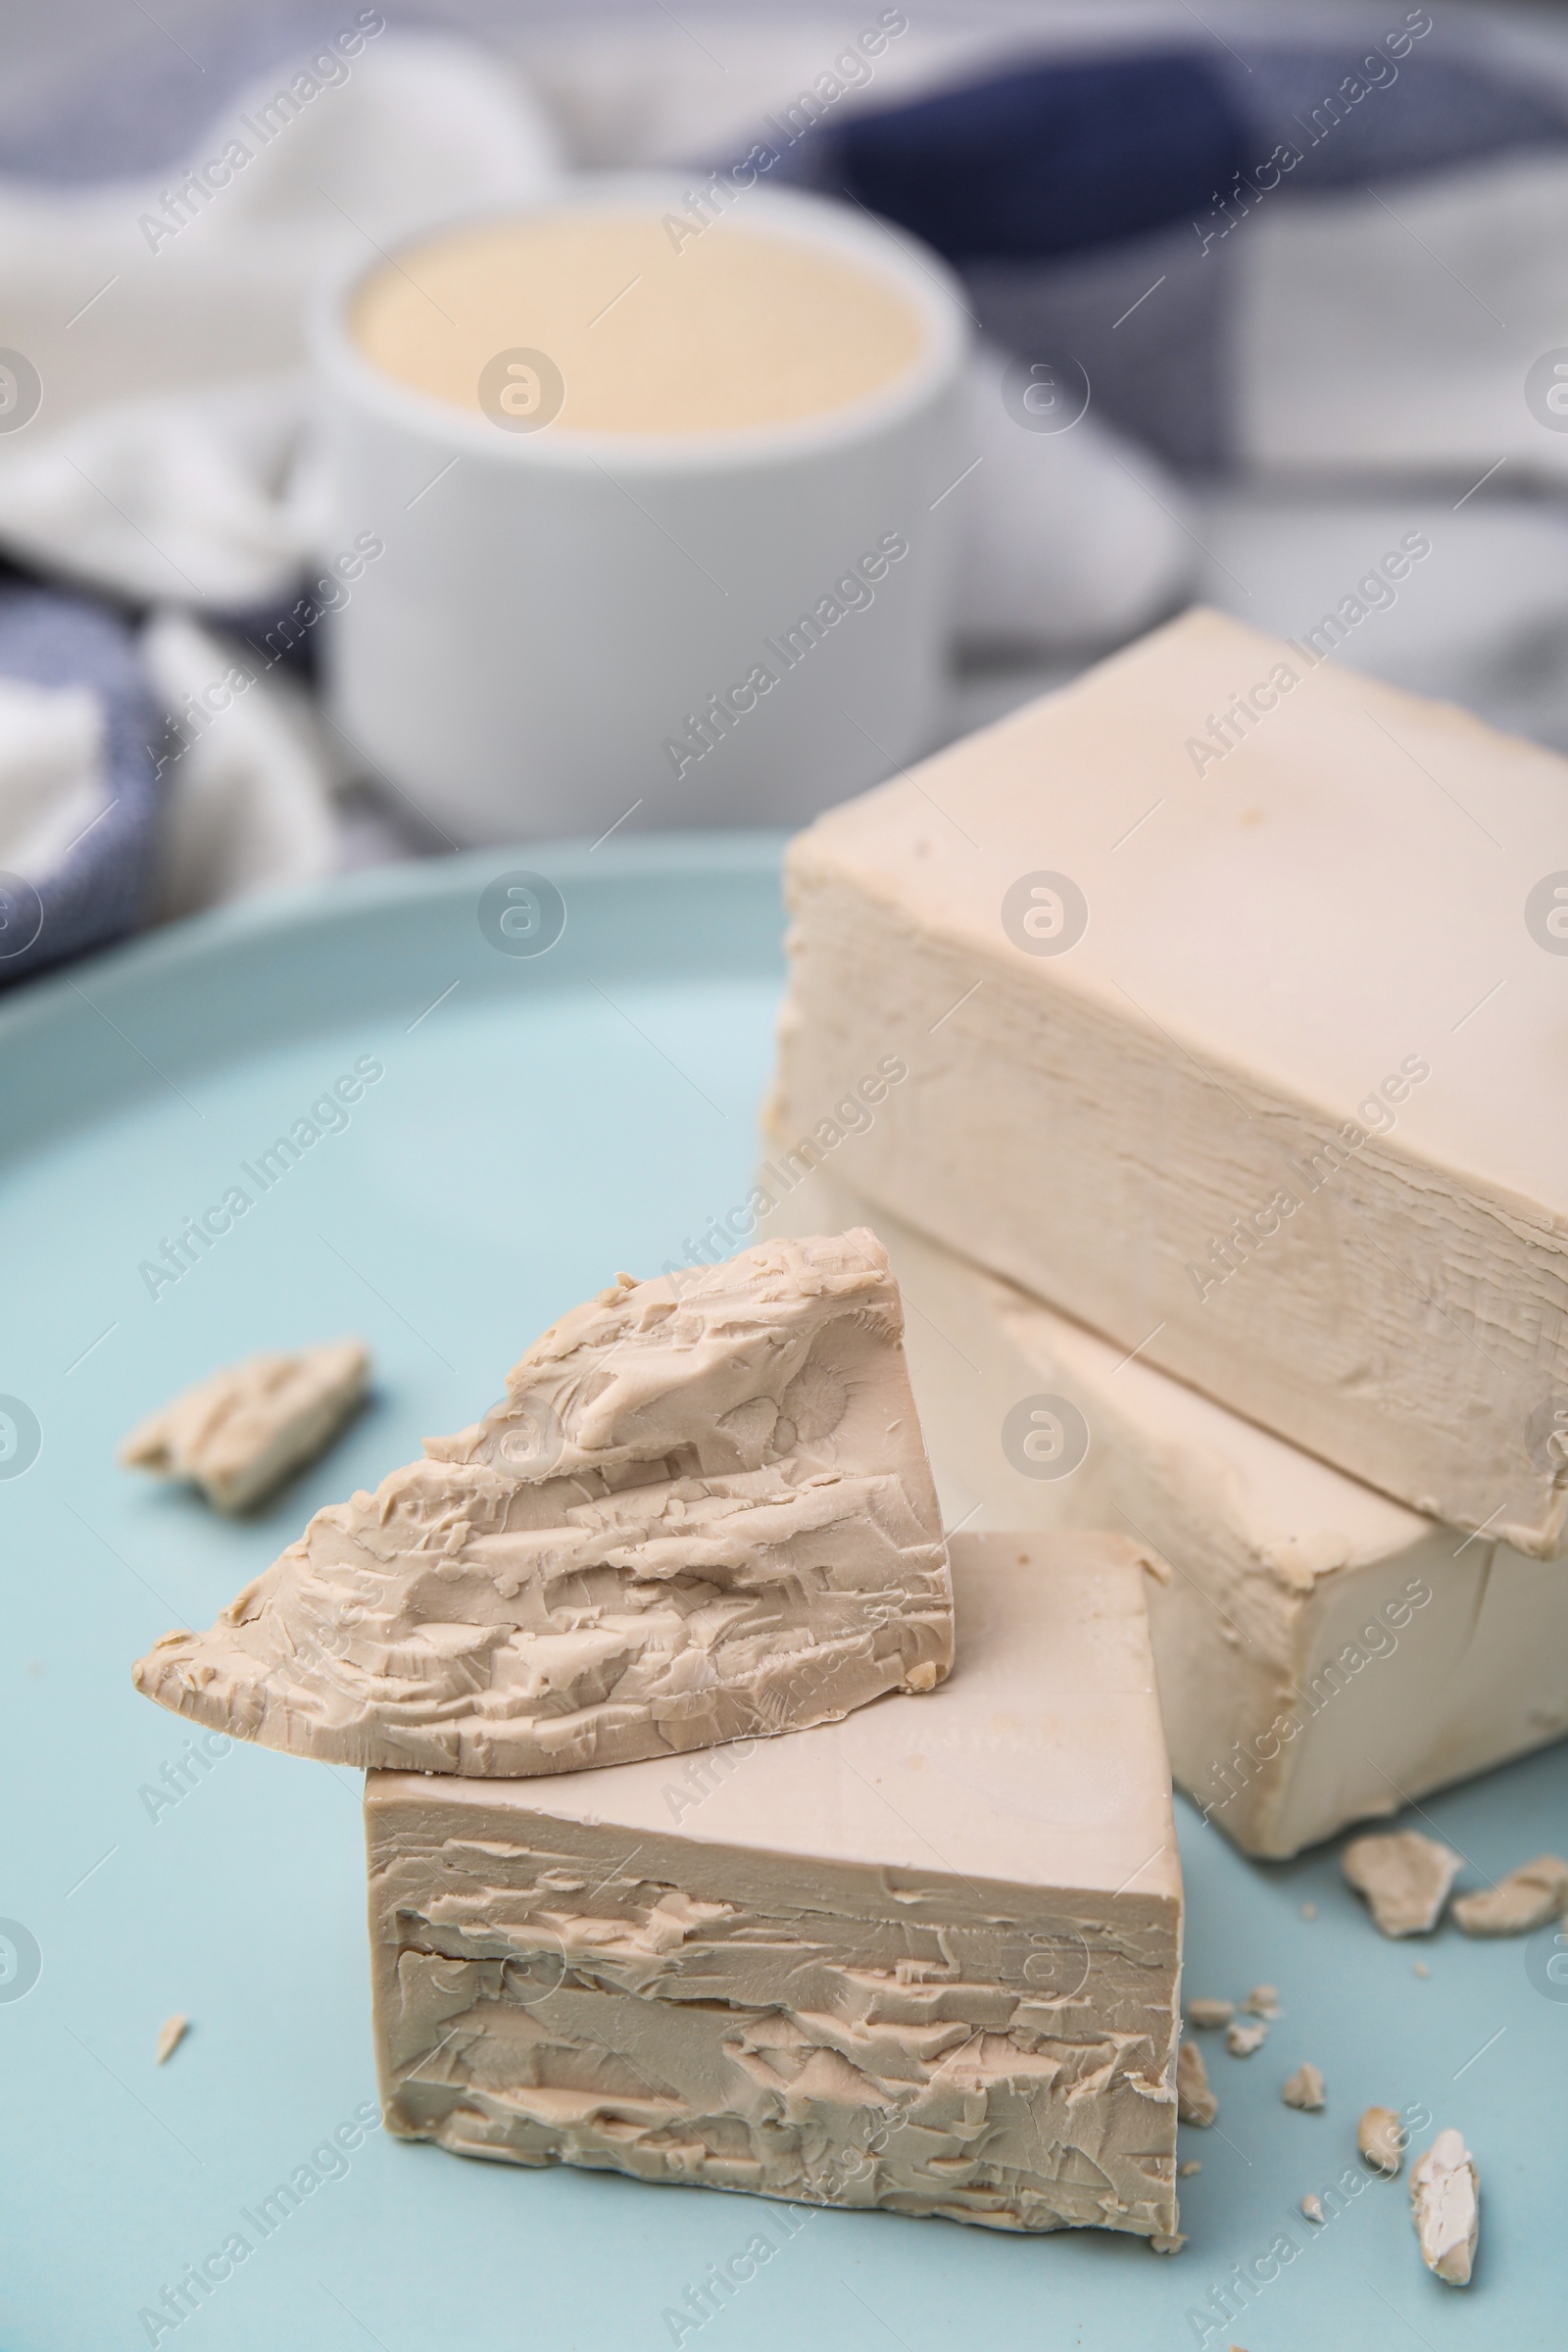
(1281, 2061, 1325, 2110)
(1343, 1832, 1462, 1937)
(119, 1341, 369, 1513)
(770, 606, 1568, 1552)
(365, 1532, 1184, 2241)
(757, 1167, 1568, 1859)
(1410, 2130, 1479, 2285)
(1359, 2105, 1405, 2176)
(132, 1233, 953, 1775)
(1452, 1853, 1568, 1936)
(1185, 1998, 1234, 2030)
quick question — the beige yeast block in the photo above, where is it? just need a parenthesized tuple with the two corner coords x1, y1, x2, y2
(365, 1533, 1183, 2241)
(771, 607, 1568, 1550)
(759, 1169, 1568, 1857)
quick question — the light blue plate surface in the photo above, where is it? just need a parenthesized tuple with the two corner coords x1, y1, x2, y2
(1, 836, 1561, 2350)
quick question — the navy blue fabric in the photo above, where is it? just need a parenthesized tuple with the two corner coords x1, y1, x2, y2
(965, 222, 1236, 477)
(830, 53, 1250, 262)
(0, 591, 162, 988)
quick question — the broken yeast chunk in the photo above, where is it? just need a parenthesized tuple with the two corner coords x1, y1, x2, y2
(131, 1234, 953, 1775)
(1410, 2130, 1479, 2285)
(1359, 2105, 1405, 2176)
(759, 1169, 1568, 1858)
(1281, 2061, 1325, 2110)
(1344, 1832, 1461, 1937)
(365, 1532, 1183, 2239)
(772, 607, 1568, 1551)
(119, 1341, 369, 1513)
(155, 2015, 188, 2066)
(1186, 1998, 1234, 2030)
(1452, 1854, 1568, 1936)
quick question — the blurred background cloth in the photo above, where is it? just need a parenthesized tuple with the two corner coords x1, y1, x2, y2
(1, 0, 1567, 979)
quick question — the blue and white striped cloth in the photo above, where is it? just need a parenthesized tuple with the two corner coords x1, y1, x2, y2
(2, 2, 1566, 981)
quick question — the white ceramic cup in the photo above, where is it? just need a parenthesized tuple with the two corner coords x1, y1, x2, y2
(310, 175, 968, 843)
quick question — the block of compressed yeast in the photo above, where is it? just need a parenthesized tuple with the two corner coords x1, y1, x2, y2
(131, 1233, 952, 1774)
(118, 1341, 369, 1513)
(760, 1168, 1568, 1858)
(770, 606, 1568, 1552)
(365, 1531, 1183, 2241)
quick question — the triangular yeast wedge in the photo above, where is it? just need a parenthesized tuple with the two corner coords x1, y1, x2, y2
(132, 1232, 954, 1774)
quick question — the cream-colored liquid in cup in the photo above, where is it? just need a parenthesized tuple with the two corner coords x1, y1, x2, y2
(350, 211, 926, 435)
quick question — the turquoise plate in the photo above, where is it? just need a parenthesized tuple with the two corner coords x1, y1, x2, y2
(0, 836, 1559, 2349)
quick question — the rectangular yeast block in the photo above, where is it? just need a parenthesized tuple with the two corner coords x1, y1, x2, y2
(366, 1532, 1183, 2241)
(761, 1170, 1568, 1858)
(771, 607, 1568, 1552)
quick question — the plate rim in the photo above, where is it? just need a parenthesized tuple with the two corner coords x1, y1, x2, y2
(0, 826, 791, 1051)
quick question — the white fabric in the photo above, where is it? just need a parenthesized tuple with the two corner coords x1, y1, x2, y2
(1196, 491, 1568, 746)
(517, 20, 1005, 169)
(0, 32, 561, 608)
(141, 610, 343, 917)
(0, 28, 561, 914)
(1240, 153, 1568, 485)
(0, 677, 108, 879)
(955, 343, 1195, 654)
(0, 375, 320, 611)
